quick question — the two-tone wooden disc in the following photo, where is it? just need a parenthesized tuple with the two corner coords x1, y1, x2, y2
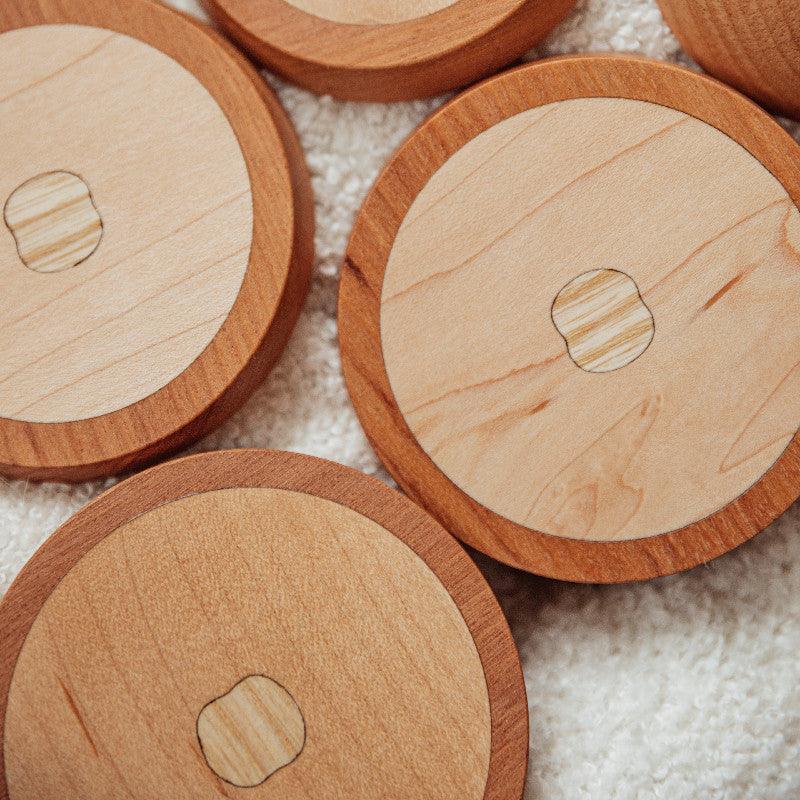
(202, 0, 575, 101)
(0, 0, 314, 482)
(0, 450, 527, 800)
(339, 55, 800, 583)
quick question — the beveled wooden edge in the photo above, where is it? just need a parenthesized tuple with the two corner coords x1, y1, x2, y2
(202, 0, 575, 101)
(0, 0, 315, 482)
(0, 449, 528, 800)
(338, 54, 800, 583)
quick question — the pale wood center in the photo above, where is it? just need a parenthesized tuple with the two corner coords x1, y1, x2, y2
(5, 488, 490, 800)
(0, 25, 252, 423)
(381, 97, 800, 542)
(4, 171, 103, 274)
(551, 269, 655, 373)
(283, 0, 457, 25)
(197, 675, 306, 787)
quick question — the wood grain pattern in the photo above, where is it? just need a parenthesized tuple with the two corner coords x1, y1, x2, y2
(339, 55, 800, 582)
(0, 25, 252, 423)
(658, 0, 800, 120)
(0, 450, 528, 800)
(202, 0, 576, 101)
(0, 0, 314, 481)
(551, 269, 654, 373)
(197, 676, 306, 787)
(284, 0, 456, 24)
(4, 171, 103, 274)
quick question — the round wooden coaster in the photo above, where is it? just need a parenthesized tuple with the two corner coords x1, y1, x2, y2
(657, 0, 800, 120)
(0, 450, 527, 800)
(339, 54, 800, 583)
(0, 0, 314, 482)
(202, 0, 575, 101)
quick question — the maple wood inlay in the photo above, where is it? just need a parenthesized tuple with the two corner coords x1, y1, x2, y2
(5, 171, 103, 274)
(0, 452, 527, 799)
(381, 96, 800, 542)
(340, 56, 800, 581)
(197, 675, 306, 787)
(284, 0, 457, 25)
(0, 25, 252, 423)
(552, 269, 655, 373)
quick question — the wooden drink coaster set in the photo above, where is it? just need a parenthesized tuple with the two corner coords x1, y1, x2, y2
(2, 0, 800, 796)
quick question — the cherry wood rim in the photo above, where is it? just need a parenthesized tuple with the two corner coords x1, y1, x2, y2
(338, 54, 800, 583)
(0, 0, 315, 482)
(202, 0, 576, 101)
(0, 449, 528, 800)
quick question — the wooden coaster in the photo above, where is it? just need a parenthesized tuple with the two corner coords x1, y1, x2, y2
(339, 55, 800, 583)
(0, 0, 314, 482)
(658, 0, 800, 120)
(0, 450, 527, 800)
(202, 0, 575, 101)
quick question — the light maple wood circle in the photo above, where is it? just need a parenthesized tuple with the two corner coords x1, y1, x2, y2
(339, 55, 800, 583)
(657, 0, 800, 120)
(284, 0, 457, 25)
(201, 0, 576, 101)
(0, 0, 314, 482)
(0, 450, 528, 800)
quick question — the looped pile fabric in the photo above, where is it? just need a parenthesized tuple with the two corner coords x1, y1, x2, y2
(2, 2, 798, 797)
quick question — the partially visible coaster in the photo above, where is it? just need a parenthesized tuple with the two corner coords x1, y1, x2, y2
(658, 0, 800, 120)
(0, 0, 314, 481)
(339, 55, 800, 583)
(202, 0, 575, 101)
(0, 450, 527, 800)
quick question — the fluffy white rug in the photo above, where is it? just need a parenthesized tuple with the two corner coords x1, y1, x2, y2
(2, 2, 799, 797)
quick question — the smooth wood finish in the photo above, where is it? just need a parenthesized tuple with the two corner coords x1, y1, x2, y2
(658, 0, 800, 120)
(202, 0, 576, 101)
(551, 269, 654, 373)
(0, 0, 314, 481)
(1, 25, 252, 424)
(0, 450, 528, 800)
(4, 171, 103, 274)
(197, 675, 306, 787)
(339, 55, 800, 583)
(284, 0, 456, 24)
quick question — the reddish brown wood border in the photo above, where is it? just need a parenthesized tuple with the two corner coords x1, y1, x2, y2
(202, 0, 575, 101)
(338, 54, 800, 583)
(0, 0, 315, 482)
(0, 449, 528, 800)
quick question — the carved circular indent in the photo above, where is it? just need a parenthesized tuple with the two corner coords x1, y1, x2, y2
(0, 452, 527, 799)
(283, 0, 457, 25)
(339, 56, 800, 581)
(197, 675, 306, 787)
(4, 171, 103, 274)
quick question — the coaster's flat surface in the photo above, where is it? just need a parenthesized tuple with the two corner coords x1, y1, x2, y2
(339, 55, 800, 583)
(657, 0, 800, 120)
(0, 0, 314, 481)
(0, 450, 527, 800)
(202, 0, 575, 101)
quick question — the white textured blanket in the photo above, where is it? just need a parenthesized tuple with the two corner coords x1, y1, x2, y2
(2, 2, 798, 797)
